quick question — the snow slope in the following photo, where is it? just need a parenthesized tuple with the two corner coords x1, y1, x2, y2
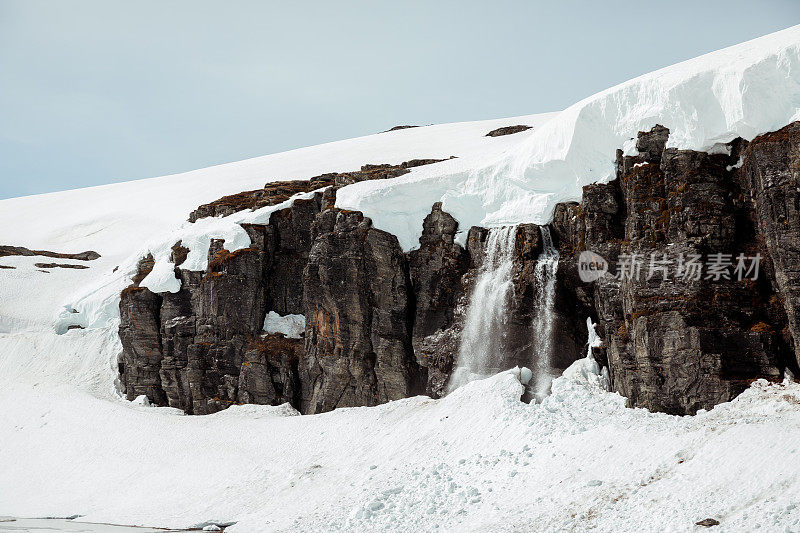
(0, 112, 556, 332)
(4, 26, 799, 334)
(340, 25, 800, 249)
(1, 24, 800, 533)
(2, 326, 800, 532)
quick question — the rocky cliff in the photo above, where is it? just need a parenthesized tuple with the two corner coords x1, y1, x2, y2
(119, 123, 800, 416)
(552, 123, 799, 414)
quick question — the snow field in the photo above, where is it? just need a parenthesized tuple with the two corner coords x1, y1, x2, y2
(2, 325, 800, 532)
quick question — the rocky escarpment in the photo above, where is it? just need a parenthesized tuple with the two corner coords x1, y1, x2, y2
(739, 124, 800, 368)
(119, 123, 800, 417)
(552, 123, 799, 414)
(119, 165, 456, 415)
(120, 195, 325, 414)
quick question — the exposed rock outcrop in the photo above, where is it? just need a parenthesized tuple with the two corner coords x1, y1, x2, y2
(188, 177, 335, 222)
(485, 125, 532, 137)
(383, 125, 419, 132)
(34, 263, 89, 269)
(302, 208, 424, 413)
(552, 124, 796, 414)
(408, 203, 470, 397)
(0, 245, 100, 261)
(120, 196, 325, 414)
(189, 160, 451, 222)
(118, 255, 165, 404)
(739, 123, 800, 367)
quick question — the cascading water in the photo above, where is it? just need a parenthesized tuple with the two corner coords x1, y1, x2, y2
(448, 225, 560, 398)
(530, 226, 559, 401)
(448, 226, 517, 392)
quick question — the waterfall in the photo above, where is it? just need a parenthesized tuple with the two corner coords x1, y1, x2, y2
(448, 224, 560, 398)
(448, 226, 517, 392)
(530, 226, 559, 401)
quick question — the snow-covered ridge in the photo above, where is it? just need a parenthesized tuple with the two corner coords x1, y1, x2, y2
(338, 24, 800, 249)
(0, 113, 554, 331)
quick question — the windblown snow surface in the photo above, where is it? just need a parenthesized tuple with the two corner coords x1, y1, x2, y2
(1, 25, 800, 532)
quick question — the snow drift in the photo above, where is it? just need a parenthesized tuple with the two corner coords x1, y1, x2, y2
(338, 25, 800, 249)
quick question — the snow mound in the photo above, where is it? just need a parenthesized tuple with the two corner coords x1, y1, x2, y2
(337, 25, 800, 249)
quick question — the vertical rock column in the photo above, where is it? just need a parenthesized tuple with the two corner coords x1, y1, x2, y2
(554, 125, 786, 414)
(740, 123, 800, 367)
(302, 208, 423, 413)
(408, 202, 469, 397)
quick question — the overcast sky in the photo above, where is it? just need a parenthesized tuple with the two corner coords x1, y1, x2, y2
(1, 1, 798, 200)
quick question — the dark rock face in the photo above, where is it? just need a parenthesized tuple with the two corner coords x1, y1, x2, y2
(486, 125, 532, 137)
(118, 123, 800, 417)
(0, 245, 100, 261)
(118, 255, 165, 404)
(264, 197, 324, 315)
(119, 197, 324, 414)
(739, 123, 800, 367)
(553, 124, 796, 414)
(408, 203, 467, 350)
(237, 334, 303, 406)
(408, 203, 470, 397)
(302, 208, 424, 413)
(121, 188, 428, 415)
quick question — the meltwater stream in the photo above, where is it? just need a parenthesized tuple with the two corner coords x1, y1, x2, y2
(448, 225, 560, 397)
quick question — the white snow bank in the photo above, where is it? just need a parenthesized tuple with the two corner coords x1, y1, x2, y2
(262, 311, 306, 339)
(337, 25, 800, 250)
(3, 326, 800, 532)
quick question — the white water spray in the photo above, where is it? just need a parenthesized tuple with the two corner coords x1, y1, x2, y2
(530, 226, 559, 401)
(448, 226, 517, 392)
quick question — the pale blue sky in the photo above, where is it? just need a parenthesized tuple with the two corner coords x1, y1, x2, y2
(1, 0, 798, 199)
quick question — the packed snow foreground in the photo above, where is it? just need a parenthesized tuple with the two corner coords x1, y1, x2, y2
(1, 25, 800, 532)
